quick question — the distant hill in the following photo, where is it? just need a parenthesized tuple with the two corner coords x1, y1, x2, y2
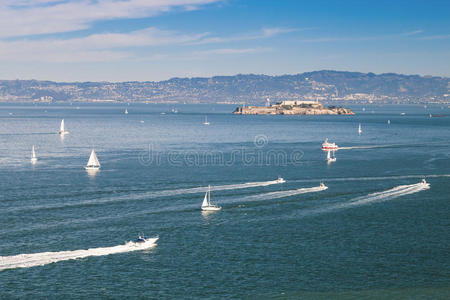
(0, 71, 448, 104)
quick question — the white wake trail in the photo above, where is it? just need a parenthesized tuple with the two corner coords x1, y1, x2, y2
(227, 185, 327, 204)
(0, 237, 158, 272)
(10, 179, 284, 212)
(308, 182, 430, 216)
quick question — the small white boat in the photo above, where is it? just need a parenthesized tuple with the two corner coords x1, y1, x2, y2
(358, 123, 362, 135)
(276, 176, 286, 183)
(85, 149, 101, 170)
(400, 112, 406, 116)
(203, 116, 210, 125)
(58, 119, 69, 135)
(387, 120, 391, 124)
(322, 139, 338, 151)
(201, 185, 221, 211)
(326, 150, 336, 163)
(125, 109, 128, 115)
(420, 178, 429, 187)
(30, 145, 37, 163)
(319, 182, 328, 189)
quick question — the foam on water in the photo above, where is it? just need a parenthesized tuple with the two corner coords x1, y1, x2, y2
(226, 185, 327, 204)
(0, 237, 158, 271)
(9, 179, 284, 213)
(299, 181, 430, 218)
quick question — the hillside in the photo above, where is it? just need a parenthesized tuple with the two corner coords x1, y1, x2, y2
(0, 71, 448, 104)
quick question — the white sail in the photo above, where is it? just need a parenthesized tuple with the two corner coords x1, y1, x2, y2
(201, 192, 208, 207)
(86, 150, 100, 167)
(60, 119, 65, 132)
(31, 145, 37, 163)
(125, 109, 128, 114)
(358, 123, 362, 134)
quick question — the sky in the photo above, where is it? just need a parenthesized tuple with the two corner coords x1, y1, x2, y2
(0, 0, 449, 82)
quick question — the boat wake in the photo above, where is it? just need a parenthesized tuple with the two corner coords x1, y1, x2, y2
(0, 237, 158, 272)
(10, 179, 284, 212)
(305, 181, 430, 216)
(228, 184, 327, 204)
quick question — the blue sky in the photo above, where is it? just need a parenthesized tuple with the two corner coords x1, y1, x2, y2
(0, 0, 449, 81)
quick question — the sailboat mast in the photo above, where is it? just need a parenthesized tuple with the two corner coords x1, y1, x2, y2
(208, 185, 211, 205)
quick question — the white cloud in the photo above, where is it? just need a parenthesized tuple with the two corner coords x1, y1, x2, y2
(0, 0, 222, 38)
(0, 27, 208, 62)
(194, 47, 271, 55)
(191, 27, 307, 45)
(418, 34, 450, 40)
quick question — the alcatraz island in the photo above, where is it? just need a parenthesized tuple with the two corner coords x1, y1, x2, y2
(233, 100, 355, 115)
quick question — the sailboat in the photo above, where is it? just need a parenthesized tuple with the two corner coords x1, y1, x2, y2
(326, 150, 336, 163)
(358, 123, 362, 134)
(201, 185, 221, 211)
(85, 149, 101, 170)
(125, 109, 128, 115)
(203, 116, 210, 125)
(30, 145, 37, 163)
(387, 120, 391, 124)
(58, 119, 69, 135)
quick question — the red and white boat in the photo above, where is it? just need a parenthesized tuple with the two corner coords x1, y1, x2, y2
(322, 139, 338, 151)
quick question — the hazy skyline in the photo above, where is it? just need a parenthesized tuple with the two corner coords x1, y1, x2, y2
(1, 0, 449, 82)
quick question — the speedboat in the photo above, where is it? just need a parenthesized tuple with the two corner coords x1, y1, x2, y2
(420, 179, 427, 185)
(276, 176, 286, 183)
(135, 235, 147, 243)
(322, 139, 338, 150)
(319, 182, 327, 189)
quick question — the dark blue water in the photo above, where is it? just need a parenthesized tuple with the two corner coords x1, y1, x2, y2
(0, 103, 449, 298)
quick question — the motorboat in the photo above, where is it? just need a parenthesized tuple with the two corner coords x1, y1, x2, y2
(322, 139, 338, 150)
(135, 235, 148, 243)
(276, 176, 286, 183)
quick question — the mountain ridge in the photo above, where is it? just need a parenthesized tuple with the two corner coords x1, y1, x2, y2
(1, 70, 448, 104)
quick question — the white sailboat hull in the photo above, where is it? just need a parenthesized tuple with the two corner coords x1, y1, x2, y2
(201, 206, 222, 211)
(85, 166, 100, 170)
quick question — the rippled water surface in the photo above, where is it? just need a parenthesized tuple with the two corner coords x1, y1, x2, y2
(0, 103, 449, 298)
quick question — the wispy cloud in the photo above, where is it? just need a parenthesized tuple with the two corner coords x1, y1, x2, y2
(0, 27, 208, 62)
(298, 30, 426, 43)
(0, 0, 222, 38)
(192, 27, 310, 45)
(417, 34, 450, 40)
(194, 47, 271, 55)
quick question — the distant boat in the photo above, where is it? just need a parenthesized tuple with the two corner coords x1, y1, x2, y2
(387, 120, 391, 124)
(326, 150, 336, 163)
(160, 112, 166, 115)
(30, 145, 37, 163)
(400, 112, 406, 116)
(203, 116, 210, 125)
(319, 182, 328, 189)
(85, 149, 101, 170)
(125, 109, 128, 114)
(276, 176, 286, 183)
(140, 120, 145, 123)
(322, 139, 338, 151)
(172, 108, 178, 113)
(358, 123, 362, 134)
(58, 119, 69, 135)
(201, 185, 221, 211)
